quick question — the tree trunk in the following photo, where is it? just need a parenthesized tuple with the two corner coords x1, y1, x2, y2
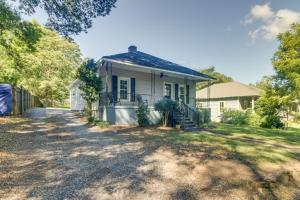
(163, 111, 169, 127)
(87, 101, 92, 117)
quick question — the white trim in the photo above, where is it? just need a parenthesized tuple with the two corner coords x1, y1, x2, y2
(219, 101, 225, 113)
(179, 84, 185, 103)
(101, 58, 212, 81)
(118, 77, 130, 102)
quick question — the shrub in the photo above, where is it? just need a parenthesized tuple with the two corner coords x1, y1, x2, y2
(193, 108, 211, 127)
(92, 119, 110, 128)
(246, 111, 262, 127)
(203, 108, 211, 124)
(136, 103, 150, 127)
(84, 108, 95, 123)
(255, 96, 285, 129)
(221, 108, 248, 125)
(154, 99, 178, 127)
(293, 113, 300, 123)
(260, 115, 284, 129)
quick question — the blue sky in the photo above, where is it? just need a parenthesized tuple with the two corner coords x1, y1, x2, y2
(22, 0, 300, 83)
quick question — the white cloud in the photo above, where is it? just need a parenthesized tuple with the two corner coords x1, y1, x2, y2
(244, 3, 300, 41)
(251, 3, 274, 21)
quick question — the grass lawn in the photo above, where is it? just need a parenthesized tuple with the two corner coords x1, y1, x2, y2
(164, 123, 300, 199)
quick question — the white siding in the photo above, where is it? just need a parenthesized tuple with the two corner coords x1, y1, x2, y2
(198, 98, 239, 122)
(102, 62, 197, 107)
(70, 83, 86, 111)
(106, 106, 160, 125)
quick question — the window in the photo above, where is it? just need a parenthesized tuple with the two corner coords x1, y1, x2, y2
(179, 85, 185, 103)
(164, 83, 172, 99)
(220, 102, 225, 113)
(118, 77, 130, 101)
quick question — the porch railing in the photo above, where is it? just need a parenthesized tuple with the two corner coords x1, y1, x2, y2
(99, 92, 165, 106)
(177, 101, 198, 126)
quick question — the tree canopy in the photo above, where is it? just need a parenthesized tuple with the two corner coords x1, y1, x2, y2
(197, 66, 233, 90)
(0, 21, 82, 105)
(273, 23, 300, 100)
(9, 0, 117, 35)
(253, 75, 274, 91)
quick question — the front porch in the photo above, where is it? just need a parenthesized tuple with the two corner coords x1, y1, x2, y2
(98, 59, 202, 108)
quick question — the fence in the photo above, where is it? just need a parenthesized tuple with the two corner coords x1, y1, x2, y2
(11, 86, 43, 115)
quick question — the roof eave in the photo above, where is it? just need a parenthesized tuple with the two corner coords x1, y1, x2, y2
(197, 94, 261, 100)
(100, 58, 213, 81)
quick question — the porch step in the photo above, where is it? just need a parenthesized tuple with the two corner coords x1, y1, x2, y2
(172, 112, 199, 130)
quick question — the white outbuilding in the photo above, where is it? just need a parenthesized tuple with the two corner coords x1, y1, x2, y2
(69, 79, 86, 111)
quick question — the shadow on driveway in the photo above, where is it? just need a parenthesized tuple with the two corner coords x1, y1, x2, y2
(0, 108, 299, 199)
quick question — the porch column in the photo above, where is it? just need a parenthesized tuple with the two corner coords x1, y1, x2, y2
(251, 97, 255, 112)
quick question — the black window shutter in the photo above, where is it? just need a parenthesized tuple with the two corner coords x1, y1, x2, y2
(186, 85, 189, 104)
(130, 78, 136, 102)
(175, 84, 179, 101)
(112, 75, 118, 102)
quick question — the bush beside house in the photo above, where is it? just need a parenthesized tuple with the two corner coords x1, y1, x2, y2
(136, 103, 150, 127)
(220, 108, 262, 127)
(221, 108, 249, 125)
(193, 108, 211, 127)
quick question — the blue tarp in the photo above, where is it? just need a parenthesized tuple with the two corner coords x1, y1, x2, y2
(0, 84, 12, 116)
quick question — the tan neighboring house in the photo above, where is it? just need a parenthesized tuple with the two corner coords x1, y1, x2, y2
(196, 81, 263, 121)
(70, 45, 213, 126)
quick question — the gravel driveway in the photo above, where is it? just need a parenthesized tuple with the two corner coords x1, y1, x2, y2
(1, 108, 296, 200)
(1, 108, 195, 200)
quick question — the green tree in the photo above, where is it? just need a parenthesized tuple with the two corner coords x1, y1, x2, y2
(77, 59, 102, 121)
(154, 99, 178, 127)
(197, 66, 233, 90)
(22, 24, 81, 105)
(255, 95, 285, 129)
(273, 23, 300, 100)
(0, 1, 41, 84)
(255, 84, 291, 128)
(9, 0, 117, 35)
(0, 22, 81, 105)
(253, 75, 274, 91)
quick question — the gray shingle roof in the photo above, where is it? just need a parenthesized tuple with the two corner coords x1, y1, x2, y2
(197, 81, 263, 99)
(102, 50, 213, 80)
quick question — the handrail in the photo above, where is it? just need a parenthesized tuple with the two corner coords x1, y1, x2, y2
(177, 101, 198, 127)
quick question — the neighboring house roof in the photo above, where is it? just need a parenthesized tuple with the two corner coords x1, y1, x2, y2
(68, 79, 80, 89)
(102, 46, 213, 80)
(197, 81, 263, 99)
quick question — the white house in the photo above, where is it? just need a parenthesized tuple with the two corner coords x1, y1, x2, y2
(70, 45, 213, 126)
(196, 81, 263, 121)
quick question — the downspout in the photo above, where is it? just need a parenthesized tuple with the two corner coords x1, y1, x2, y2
(207, 80, 211, 108)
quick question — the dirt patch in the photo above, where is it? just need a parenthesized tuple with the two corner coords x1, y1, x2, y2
(0, 108, 299, 199)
